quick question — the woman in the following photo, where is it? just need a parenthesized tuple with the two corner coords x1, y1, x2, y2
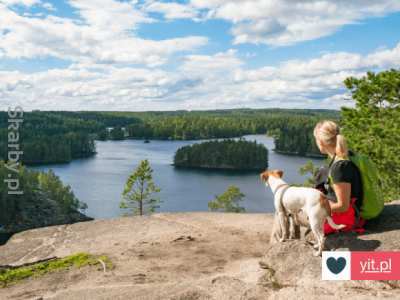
(313, 120, 366, 234)
(270, 120, 365, 244)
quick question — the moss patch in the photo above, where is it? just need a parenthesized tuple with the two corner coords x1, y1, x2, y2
(0, 253, 113, 288)
(271, 282, 284, 289)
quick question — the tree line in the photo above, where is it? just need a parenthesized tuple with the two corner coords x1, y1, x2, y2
(125, 115, 339, 141)
(173, 139, 268, 169)
(0, 111, 100, 164)
(0, 129, 96, 164)
(94, 107, 342, 123)
(35, 110, 141, 127)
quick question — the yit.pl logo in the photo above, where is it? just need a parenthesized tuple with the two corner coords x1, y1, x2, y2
(322, 251, 400, 280)
(352, 252, 399, 280)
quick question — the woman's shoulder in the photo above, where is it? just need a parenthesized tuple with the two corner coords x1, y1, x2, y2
(330, 158, 358, 183)
(332, 159, 355, 172)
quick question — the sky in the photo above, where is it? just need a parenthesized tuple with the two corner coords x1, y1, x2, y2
(1, 0, 400, 112)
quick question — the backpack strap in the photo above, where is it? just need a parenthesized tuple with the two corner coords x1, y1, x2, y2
(325, 154, 362, 233)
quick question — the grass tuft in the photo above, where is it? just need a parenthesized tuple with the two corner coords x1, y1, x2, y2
(0, 253, 112, 288)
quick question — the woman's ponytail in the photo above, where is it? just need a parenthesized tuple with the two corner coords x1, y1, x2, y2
(335, 134, 348, 158)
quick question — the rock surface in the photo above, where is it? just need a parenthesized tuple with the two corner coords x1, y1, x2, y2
(0, 201, 399, 300)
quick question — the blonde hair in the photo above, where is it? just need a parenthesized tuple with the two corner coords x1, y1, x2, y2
(313, 120, 348, 158)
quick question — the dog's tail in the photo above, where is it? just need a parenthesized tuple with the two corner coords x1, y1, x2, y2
(319, 193, 347, 230)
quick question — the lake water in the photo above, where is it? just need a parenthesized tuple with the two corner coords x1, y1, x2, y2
(28, 135, 327, 220)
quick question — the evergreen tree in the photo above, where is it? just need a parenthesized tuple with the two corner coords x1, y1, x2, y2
(120, 159, 163, 216)
(207, 185, 246, 213)
(342, 69, 400, 202)
(97, 129, 108, 140)
(291, 158, 330, 187)
(110, 126, 125, 140)
(79, 202, 88, 215)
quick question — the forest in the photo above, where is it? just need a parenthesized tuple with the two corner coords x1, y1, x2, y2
(125, 115, 336, 139)
(125, 115, 336, 157)
(273, 120, 328, 156)
(173, 139, 268, 169)
(0, 161, 84, 229)
(0, 109, 341, 164)
(0, 111, 102, 164)
(89, 107, 342, 122)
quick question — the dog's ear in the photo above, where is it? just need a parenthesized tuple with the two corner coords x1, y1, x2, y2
(275, 170, 284, 178)
(260, 173, 268, 182)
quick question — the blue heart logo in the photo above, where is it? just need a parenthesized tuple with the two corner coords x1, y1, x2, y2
(326, 257, 346, 274)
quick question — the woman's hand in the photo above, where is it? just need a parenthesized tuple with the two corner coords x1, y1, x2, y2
(330, 182, 351, 213)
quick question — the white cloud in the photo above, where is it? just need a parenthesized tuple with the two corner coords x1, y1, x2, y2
(187, 0, 400, 46)
(1, 1, 399, 114)
(178, 49, 245, 73)
(42, 2, 56, 10)
(141, 0, 199, 19)
(0, 0, 209, 67)
(68, 0, 152, 32)
(1, 0, 40, 6)
(372, 45, 387, 53)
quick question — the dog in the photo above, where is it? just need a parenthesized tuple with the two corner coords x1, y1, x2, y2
(260, 170, 346, 256)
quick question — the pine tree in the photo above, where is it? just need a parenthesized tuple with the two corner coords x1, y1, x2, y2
(120, 159, 163, 216)
(342, 69, 400, 202)
(291, 158, 330, 187)
(207, 185, 245, 213)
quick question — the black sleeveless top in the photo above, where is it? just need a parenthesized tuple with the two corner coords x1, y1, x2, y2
(314, 150, 364, 214)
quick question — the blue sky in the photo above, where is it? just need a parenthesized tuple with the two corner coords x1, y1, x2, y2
(1, 0, 400, 111)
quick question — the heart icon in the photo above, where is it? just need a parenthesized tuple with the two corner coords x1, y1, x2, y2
(326, 257, 346, 274)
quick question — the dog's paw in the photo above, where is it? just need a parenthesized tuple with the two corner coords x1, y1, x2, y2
(279, 237, 286, 242)
(313, 251, 322, 257)
(313, 244, 319, 249)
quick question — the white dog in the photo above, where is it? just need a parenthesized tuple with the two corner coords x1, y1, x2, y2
(260, 170, 346, 256)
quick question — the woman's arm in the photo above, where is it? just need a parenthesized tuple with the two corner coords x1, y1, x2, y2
(330, 182, 351, 213)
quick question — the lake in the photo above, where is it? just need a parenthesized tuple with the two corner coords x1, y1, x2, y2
(28, 135, 327, 220)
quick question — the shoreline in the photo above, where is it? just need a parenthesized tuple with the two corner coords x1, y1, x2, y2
(272, 149, 328, 158)
(23, 152, 98, 166)
(170, 164, 268, 171)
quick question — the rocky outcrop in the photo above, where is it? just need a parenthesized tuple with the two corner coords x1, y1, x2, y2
(259, 200, 400, 296)
(0, 201, 398, 299)
(0, 190, 93, 234)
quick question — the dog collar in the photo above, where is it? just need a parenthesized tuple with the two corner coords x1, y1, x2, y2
(273, 184, 290, 196)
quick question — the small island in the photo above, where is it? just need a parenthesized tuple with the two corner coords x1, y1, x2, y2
(173, 139, 268, 170)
